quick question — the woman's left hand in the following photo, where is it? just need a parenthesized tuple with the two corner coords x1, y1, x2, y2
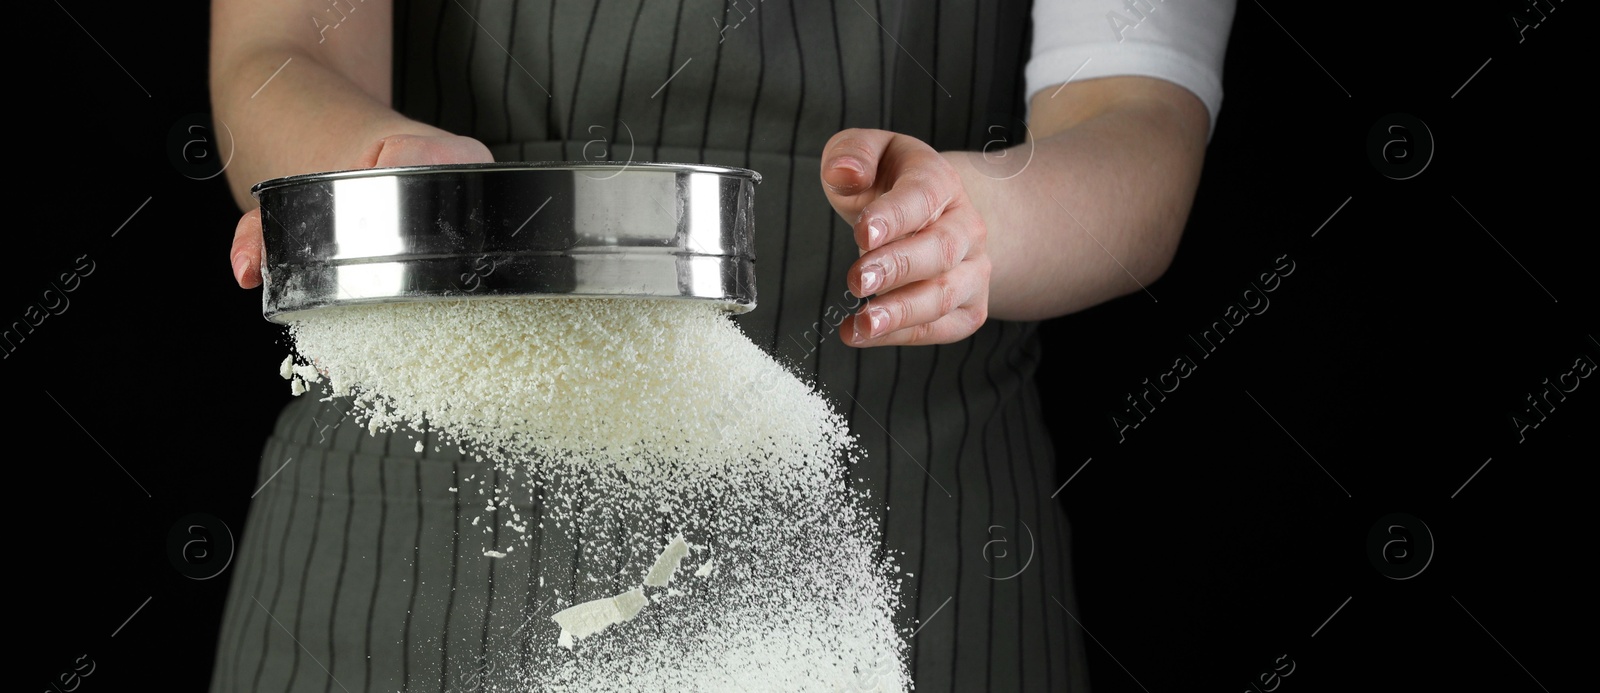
(820, 128, 991, 347)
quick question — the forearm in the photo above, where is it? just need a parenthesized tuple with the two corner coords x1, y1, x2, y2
(950, 82, 1209, 321)
(210, 0, 441, 209)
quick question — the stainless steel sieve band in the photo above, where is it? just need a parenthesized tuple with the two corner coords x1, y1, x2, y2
(253, 162, 760, 323)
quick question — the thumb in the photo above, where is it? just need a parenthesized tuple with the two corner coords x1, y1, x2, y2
(231, 207, 263, 289)
(819, 128, 896, 223)
(359, 134, 495, 168)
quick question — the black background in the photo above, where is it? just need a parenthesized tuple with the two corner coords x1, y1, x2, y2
(17, 1, 1588, 691)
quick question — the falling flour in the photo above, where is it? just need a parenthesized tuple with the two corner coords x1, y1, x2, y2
(643, 535, 691, 587)
(695, 558, 716, 578)
(285, 297, 906, 692)
(553, 587, 649, 648)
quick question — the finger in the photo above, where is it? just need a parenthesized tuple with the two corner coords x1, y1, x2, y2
(821, 129, 959, 252)
(376, 134, 494, 166)
(853, 150, 962, 253)
(358, 134, 496, 168)
(848, 211, 981, 298)
(847, 301, 990, 347)
(231, 208, 263, 289)
(842, 258, 989, 346)
(820, 128, 895, 209)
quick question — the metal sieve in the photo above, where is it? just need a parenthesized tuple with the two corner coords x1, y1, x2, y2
(252, 161, 760, 323)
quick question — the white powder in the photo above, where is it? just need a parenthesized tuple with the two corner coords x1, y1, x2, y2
(694, 559, 715, 578)
(414, 440, 424, 453)
(288, 298, 851, 494)
(643, 535, 691, 588)
(287, 297, 906, 692)
(293, 364, 322, 383)
(552, 587, 650, 647)
(278, 355, 294, 380)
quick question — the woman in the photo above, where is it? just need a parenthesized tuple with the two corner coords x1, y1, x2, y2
(210, 0, 1233, 690)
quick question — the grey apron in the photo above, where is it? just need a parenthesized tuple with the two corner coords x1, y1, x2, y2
(210, 1, 1087, 690)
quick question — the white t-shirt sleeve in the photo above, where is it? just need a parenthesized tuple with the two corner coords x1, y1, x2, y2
(1025, 0, 1236, 137)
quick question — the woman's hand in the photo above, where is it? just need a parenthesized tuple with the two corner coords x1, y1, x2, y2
(820, 129, 991, 347)
(229, 133, 493, 288)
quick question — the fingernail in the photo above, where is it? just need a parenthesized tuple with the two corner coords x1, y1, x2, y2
(867, 219, 886, 248)
(867, 305, 888, 338)
(834, 157, 864, 176)
(859, 264, 883, 295)
(232, 254, 251, 285)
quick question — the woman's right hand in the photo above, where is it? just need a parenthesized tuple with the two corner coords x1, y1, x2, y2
(229, 133, 494, 288)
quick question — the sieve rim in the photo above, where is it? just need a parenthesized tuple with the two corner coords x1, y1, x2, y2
(256, 160, 762, 321)
(251, 161, 762, 197)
